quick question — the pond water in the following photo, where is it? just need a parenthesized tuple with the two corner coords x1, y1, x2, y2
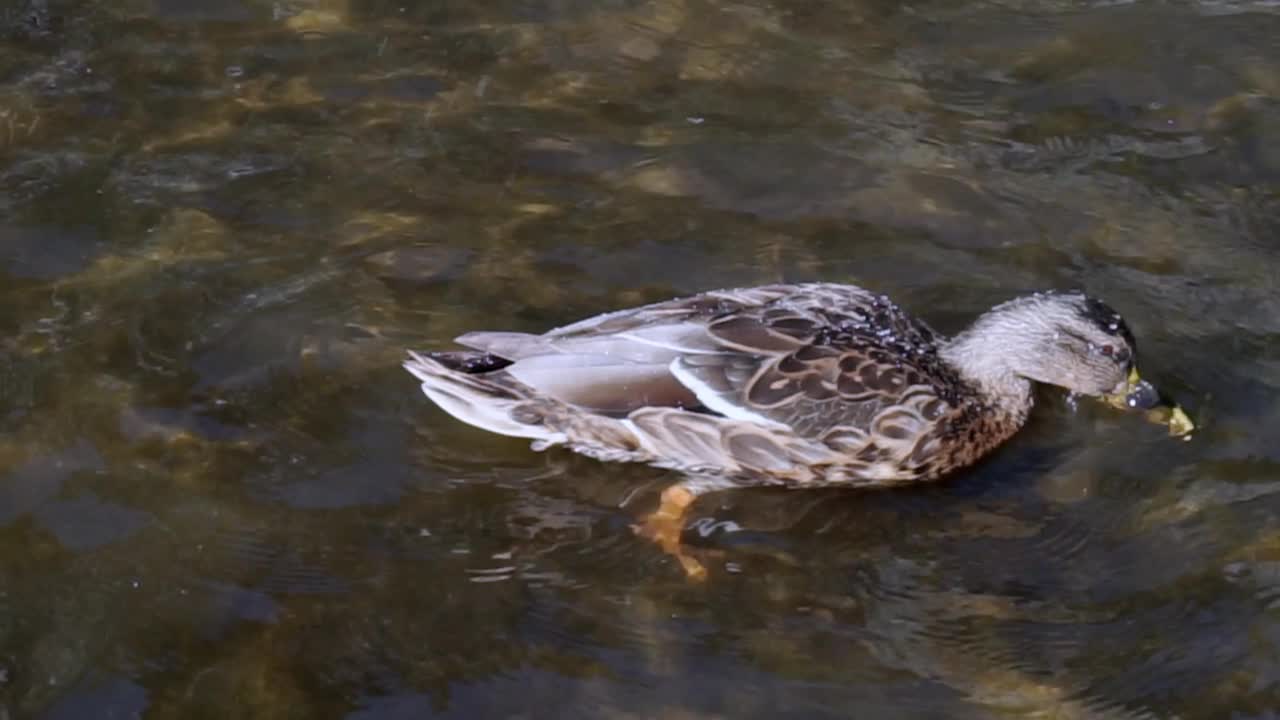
(2, 0, 1279, 717)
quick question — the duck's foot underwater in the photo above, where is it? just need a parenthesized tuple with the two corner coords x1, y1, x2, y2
(634, 480, 739, 581)
(634, 484, 707, 580)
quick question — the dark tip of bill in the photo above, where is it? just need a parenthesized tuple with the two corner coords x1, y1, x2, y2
(1125, 379, 1162, 410)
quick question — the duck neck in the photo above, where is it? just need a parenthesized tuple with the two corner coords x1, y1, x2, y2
(939, 302, 1053, 419)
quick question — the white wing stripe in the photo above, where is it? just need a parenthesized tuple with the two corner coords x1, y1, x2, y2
(668, 359, 789, 430)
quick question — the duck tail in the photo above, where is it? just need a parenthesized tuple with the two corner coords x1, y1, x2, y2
(403, 351, 565, 443)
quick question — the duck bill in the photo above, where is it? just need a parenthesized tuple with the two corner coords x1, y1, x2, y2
(1102, 367, 1196, 438)
(1104, 367, 1161, 411)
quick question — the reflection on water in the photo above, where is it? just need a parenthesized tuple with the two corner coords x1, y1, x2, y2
(1, 0, 1278, 717)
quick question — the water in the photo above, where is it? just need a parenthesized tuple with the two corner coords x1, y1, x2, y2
(1, 0, 1278, 717)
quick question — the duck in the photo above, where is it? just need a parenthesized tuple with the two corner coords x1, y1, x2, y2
(404, 283, 1178, 578)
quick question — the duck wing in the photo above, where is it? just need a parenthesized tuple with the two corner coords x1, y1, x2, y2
(667, 285, 958, 442)
(453, 284, 955, 437)
(450, 285, 797, 414)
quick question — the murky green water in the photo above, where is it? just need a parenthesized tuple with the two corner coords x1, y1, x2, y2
(1, 0, 1278, 717)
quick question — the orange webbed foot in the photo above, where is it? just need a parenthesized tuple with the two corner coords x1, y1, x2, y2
(632, 484, 708, 581)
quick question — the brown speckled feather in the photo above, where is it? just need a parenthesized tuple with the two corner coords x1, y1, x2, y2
(404, 283, 1034, 487)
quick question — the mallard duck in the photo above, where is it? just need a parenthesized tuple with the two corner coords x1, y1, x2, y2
(404, 283, 1179, 578)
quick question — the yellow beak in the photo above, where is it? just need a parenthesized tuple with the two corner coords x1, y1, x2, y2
(1101, 368, 1195, 438)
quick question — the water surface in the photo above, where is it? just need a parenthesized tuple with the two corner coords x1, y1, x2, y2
(2, 0, 1279, 718)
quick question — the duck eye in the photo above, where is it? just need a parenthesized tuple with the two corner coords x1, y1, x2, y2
(1099, 344, 1114, 357)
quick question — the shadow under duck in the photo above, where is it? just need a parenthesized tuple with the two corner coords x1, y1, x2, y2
(404, 283, 1181, 578)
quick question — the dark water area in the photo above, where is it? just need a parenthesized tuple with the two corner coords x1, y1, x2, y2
(1, 0, 1279, 717)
